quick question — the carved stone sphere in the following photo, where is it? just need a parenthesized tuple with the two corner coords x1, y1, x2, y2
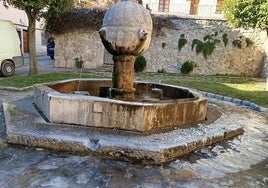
(99, 1, 153, 56)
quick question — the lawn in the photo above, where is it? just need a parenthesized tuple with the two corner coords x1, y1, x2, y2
(0, 72, 267, 108)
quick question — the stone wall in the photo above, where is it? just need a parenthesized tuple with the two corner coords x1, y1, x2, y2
(143, 18, 267, 77)
(54, 29, 104, 69)
(54, 17, 267, 78)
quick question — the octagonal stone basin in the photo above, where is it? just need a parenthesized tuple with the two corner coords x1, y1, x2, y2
(33, 79, 207, 132)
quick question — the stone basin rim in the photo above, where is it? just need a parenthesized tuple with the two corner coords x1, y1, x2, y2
(34, 78, 204, 104)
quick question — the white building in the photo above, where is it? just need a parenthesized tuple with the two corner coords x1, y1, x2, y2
(0, 4, 47, 55)
(143, 0, 224, 17)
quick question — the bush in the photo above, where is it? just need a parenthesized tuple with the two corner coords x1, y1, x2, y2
(181, 61, 194, 74)
(134, 55, 146, 72)
(75, 57, 84, 69)
(158, 68, 167, 73)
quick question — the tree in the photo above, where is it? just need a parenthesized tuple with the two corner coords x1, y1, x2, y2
(224, 0, 268, 91)
(1, 0, 74, 75)
(224, 0, 268, 33)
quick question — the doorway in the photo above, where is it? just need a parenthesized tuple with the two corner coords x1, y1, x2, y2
(23, 30, 29, 53)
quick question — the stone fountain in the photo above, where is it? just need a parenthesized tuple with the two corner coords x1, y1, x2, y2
(99, 0, 152, 101)
(4, 0, 244, 164)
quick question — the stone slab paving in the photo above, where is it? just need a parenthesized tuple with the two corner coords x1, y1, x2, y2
(3, 96, 243, 165)
(0, 89, 268, 187)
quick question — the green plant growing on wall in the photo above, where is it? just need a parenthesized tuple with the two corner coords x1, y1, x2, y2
(178, 34, 187, 51)
(191, 35, 218, 59)
(204, 34, 213, 41)
(181, 60, 194, 74)
(232, 39, 242, 49)
(191, 39, 203, 53)
(158, 68, 167, 73)
(245, 38, 254, 47)
(134, 55, 147, 72)
(222, 33, 228, 47)
(75, 57, 85, 69)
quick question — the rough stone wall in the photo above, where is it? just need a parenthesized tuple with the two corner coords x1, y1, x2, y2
(54, 17, 267, 78)
(143, 18, 267, 77)
(54, 29, 104, 69)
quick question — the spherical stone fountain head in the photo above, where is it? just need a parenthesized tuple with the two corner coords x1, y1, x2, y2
(99, 1, 153, 56)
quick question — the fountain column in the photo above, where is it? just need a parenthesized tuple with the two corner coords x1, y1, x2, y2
(112, 55, 136, 100)
(99, 0, 152, 100)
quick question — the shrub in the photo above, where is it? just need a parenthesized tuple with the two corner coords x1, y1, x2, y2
(134, 55, 146, 72)
(75, 57, 84, 69)
(181, 61, 194, 74)
(158, 68, 167, 73)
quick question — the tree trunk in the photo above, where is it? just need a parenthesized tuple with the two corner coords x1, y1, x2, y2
(26, 8, 38, 75)
(264, 28, 268, 92)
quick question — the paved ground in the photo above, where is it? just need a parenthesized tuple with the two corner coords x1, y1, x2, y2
(13, 55, 71, 76)
(0, 56, 268, 187)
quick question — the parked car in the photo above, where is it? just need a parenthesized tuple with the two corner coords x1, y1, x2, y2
(47, 37, 55, 60)
(0, 20, 24, 77)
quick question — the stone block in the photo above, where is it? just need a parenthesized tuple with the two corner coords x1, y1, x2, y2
(232, 98, 241, 104)
(214, 94, 223, 100)
(241, 100, 250, 106)
(223, 96, 232, 102)
(151, 88, 163, 100)
(206, 93, 215, 98)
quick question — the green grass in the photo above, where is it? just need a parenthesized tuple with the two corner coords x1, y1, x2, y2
(0, 72, 267, 108)
(0, 72, 110, 88)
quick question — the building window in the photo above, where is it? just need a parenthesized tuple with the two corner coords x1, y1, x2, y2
(159, 0, 170, 12)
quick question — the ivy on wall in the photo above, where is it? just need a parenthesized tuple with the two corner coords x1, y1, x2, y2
(178, 34, 187, 51)
(191, 34, 220, 59)
(232, 39, 242, 49)
(222, 33, 228, 47)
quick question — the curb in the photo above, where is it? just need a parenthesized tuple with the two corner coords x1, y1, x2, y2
(0, 86, 33, 92)
(199, 91, 268, 113)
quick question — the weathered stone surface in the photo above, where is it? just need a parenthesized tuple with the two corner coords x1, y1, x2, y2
(111, 55, 136, 100)
(4, 97, 243, 165)
(98, 1, 153, 100)
(55, 18, 267, 77)
(54, 17, 267, 77)
(145, 24, 266, 77)
(99, 1, 152, 56)
(33, 79, 207, 132)
(54, 29, 104, 69)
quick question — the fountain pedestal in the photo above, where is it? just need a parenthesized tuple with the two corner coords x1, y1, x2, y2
(99, 0, 152, 100)
(112, 55, 136, 100)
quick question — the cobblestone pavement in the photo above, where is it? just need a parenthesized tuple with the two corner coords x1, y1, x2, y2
(0, 56, 267, 187)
